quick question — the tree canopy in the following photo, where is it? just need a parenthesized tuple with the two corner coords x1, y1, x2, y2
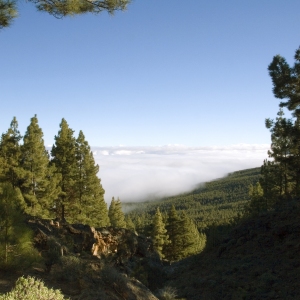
(244, 46, 300, 214)
(21, 115, 60, 218)
(268, 46, 300, 115)
(0, 0, 131, 30)
(151, 207, 168, 259)
(0, 116, 110, 226)
(108, 197, 126, 228)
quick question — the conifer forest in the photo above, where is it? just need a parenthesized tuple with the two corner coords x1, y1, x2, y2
(1, 46, 300, 299)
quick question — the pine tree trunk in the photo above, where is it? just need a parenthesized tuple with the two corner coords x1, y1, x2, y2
(61, 203, 65, 221)
(5, 221, 8, 264)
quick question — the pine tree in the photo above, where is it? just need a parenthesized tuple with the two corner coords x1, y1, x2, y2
(1, 0, 131, 30)
(260, 108, 300, 202)
(267, 46, 300, 199)
(0, 183, 38, 270)
(151, 207, 169, 259)
(179, 211, 205, 257)
(164, 208, 205, 260)
(259, 160, 279, 207)
(108, 197, 126, 228)
(20, 115, 60, 218)
(51, 119, 77, 221)
(74, 130, 108, 226)
(125, 215, 135, 231)
(287, 117, 300, 197)
(135, 216, 144, 234)
(246, 182, 265, 215)
(164, 205, 183, 261)
(108, 197, 116, 226)
(268, 46, 300, 115)
(0, 117, 23, 188)
(265, 109, 293, 197)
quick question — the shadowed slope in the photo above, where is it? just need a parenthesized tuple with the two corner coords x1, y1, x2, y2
(165, 199, 300, 299)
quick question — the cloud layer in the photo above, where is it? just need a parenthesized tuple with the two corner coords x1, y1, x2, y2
(92, 144, 270, 203)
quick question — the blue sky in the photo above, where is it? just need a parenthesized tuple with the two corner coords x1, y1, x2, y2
(1, 1, 300, 200)
(1, 0, 299, 147)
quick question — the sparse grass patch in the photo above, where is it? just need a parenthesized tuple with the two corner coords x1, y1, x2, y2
(156, 286, 178, 300)
(100, 265, 129, 298)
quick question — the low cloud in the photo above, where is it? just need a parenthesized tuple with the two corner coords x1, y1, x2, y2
(92, 144, 270, 203)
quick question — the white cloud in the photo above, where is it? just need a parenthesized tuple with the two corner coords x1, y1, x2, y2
(114, 150, 134, 155)
(100, 150, 110, 156)
(92, 144, 270, 203)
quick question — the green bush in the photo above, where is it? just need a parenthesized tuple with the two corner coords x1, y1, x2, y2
(0, 276, 68, 300)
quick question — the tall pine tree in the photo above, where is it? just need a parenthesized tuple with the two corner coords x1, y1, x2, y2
(287, 117, 300, 196)
(151, 207, 169, 259)
(179, 211, 206, 258)
(265, 109, 293, 198)
(108, 197, 126, 228)
(246, 182, 265, 215)
(20, 115, 60, 218)
(51, 119, 77, 221)
(125, 215, 135, 231)
(164, 205, 183, 261)
(74, 130, 108, 226)
(253, 47, 300, 207)
(0, 117, 23, 188)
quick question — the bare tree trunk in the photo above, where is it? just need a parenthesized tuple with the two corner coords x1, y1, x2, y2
(5, 221, 8, 264)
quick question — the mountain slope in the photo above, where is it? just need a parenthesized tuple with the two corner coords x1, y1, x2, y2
(125, 167, 261, 229)
(164, 199, 300, 299)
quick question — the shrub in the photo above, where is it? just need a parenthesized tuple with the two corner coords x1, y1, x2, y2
(0, 276, 67, 300)
(156, 286, 177, 300)
(101, 265, 128, 296)
(59, 255, 83, 281)
(130, 261, 148, 287)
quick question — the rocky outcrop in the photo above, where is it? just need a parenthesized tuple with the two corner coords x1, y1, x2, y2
(25, 217, 162, 300)
(26, 218, 154, 260)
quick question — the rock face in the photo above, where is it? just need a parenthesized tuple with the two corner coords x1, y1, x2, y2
(25, 217, 161, 300)
(27, 219, 154, 259)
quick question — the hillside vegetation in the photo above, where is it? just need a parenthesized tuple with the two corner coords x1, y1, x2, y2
(1, 46, 300, 299)
(164, 199, 300, 299)
(125, 167, 261, 231)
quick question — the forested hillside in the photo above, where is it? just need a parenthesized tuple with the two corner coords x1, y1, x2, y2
(164, 199, 300, 299)
(125, 167, 261, 231)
